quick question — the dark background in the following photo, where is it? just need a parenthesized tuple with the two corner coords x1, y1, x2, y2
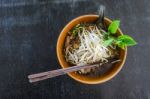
(0, 0, 150, 99)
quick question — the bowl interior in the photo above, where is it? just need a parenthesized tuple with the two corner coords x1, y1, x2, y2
(57, 15, 127, 84)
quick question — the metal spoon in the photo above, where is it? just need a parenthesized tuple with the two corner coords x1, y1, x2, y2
(95, 5, 106, 30)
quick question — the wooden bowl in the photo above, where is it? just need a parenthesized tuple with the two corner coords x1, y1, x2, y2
(57, 15, 127, 84)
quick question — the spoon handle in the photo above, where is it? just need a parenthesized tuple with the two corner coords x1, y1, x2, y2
(96, 5, 105, 25)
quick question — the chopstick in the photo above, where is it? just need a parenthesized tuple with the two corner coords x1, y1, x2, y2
(28, 59, 120, 83)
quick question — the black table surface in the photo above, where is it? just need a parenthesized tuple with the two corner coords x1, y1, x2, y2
(0, 0, 150, 99)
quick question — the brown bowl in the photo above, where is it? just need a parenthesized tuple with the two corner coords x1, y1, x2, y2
(57, 15, 127, 84)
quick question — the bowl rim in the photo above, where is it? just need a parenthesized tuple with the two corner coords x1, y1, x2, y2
(56, 14, 127, 84)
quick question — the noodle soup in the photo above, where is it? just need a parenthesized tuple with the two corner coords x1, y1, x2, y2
(57, 15, 136, 84)
(63, 23, 119, 75)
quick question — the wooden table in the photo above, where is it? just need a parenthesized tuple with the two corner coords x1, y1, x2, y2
(0, 0, 149, 99)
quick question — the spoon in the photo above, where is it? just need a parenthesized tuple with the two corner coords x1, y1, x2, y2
(95, 5, 106, 30)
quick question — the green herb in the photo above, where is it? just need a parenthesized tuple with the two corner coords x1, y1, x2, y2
(117, 42, 126, 49)
(103, 20, 137, 49)
(72, 24, 82, 36)
(72, 30, 78, 36)
(108, 20, 120, 34)
(117, 35, 137, 46)
(104, 38, 114, 47)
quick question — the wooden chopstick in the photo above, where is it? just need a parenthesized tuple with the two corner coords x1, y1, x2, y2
(28, 64, 99, 83)
(28, 59, 120, 83)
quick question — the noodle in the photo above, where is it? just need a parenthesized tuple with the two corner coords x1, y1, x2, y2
(64, 23, 116, 74)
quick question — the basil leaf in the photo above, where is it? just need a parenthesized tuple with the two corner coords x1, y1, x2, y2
(104, 38, 114, 47)
(108, 20, 120, 34)
(117, 35, 137, 46)
(117, 41, 126, 49)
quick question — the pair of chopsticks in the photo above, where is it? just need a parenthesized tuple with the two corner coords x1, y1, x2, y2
(28, 59, 120, 83)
